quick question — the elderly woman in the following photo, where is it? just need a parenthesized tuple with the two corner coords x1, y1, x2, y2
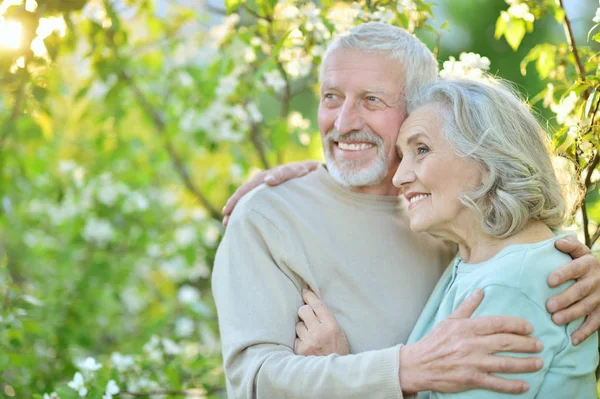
(294, 77, 599, 398)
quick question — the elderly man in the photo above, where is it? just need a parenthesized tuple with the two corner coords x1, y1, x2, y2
(213, 22, 600, 398)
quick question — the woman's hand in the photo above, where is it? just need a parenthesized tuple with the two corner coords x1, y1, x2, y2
(222, 161, 321, 226)
(294, 288, 350, 356)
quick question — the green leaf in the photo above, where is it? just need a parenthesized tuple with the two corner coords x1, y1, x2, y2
(535, 44, 556, 79)
(494, 15, 508, 40)
(584, 88, 598, 116)
(552, 7, 565, 23)
(225, 0, 245, 13)
(270, 120, 289, 152)
(505, 19, 526, 51)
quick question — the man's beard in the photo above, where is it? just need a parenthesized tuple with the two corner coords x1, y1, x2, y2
(324, 129, 389, 188)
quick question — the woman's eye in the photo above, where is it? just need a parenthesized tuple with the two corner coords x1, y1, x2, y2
(417, 146, 429, 154)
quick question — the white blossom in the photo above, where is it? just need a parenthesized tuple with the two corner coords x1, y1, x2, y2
(160, 256, 188, 282)
(280, 47, 313, 78)
(177, 285, 201, 305)
(123, 191, 149, 213)
(175, 317, 195, 337)
(110, 352, 135, 372)
(58, 160, 77, 175)
(593, 7, 600, 23)
(76, 357, 103, 372)
(67, 372, 88, 397)
(121, 286, 147, 313)
(230, 104, 250, 125)
(371, 6, 395, 24)
(177, 71, 194, 87)
(143, 335, 163, 362)
(327, 3, 362, 35)
(175, 225, 197, 247)
(440, 52, 491, 79)
(288, 111, 311, 130)
(217, 119, 244, 142)
(274, 2, 300, 21)
(23, 294, 43, 306)
(162, 338, 182, 355)
(247, 102, 263, 123)
(97, 174, 128, 206)
(215, 75, 239, 97)
(43, 393, 60, 399)
(264, 70, 287, 93)
(203, 224, 221, 247)
(102, 380, 119, 399)
(82, 218, 115, 247)
(459, 52, 491, 70)
(550, 91, 578, 125)
(243, 46, 256, 63)
(507, 3, 534, 22)
(189, 259, 211, 280)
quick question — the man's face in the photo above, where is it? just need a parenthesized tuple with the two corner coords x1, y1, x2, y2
(318, 48, 407, 191)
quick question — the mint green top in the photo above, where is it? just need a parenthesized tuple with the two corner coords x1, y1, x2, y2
(407, 235, 599, 398)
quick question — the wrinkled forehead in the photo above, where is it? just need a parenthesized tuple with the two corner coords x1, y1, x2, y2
(320, 48, 406, 92)
(397, 103, 447, 143)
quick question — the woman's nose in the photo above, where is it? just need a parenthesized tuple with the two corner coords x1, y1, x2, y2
(392, 162, 416, 190)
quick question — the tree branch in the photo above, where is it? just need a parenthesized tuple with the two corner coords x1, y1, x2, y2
(120, 387, 225, 397)
(559, 0, 586, 83)
(582, 151, 600, 246)
(204, 2, 227, 15)
(117, 71, 221, 220)
(250, 123, 271, 169)
(591, 226, 600, 247)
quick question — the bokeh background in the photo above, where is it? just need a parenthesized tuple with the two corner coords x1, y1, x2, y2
(0, 0, 599, 398)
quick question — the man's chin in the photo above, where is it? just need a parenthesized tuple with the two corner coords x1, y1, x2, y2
(326, 160, 388, 188)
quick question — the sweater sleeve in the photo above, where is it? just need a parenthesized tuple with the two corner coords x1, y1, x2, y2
(212, 203, 404, 399)
(429, 284, 598, 399)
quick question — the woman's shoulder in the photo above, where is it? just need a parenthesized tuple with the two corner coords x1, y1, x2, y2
(471, 234, 573, 306)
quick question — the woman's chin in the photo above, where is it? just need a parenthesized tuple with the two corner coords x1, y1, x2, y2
(408, 219, 429, 234)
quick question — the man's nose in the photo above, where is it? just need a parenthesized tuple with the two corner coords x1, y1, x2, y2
(334, 100, 364, 134)
(392, 161, 416, 191)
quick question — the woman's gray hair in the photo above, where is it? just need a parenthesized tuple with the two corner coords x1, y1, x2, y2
(409, 77, 581, 238)
(321, 22, 438, 101)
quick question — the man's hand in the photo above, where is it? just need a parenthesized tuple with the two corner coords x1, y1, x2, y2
(399, 289, 543, 395)
(222, 161, 321, 226)
(547, 235, 600, 345)
(294, 288, 350, 356)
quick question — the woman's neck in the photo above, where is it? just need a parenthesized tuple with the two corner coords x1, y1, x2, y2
(456, 220, 556, 264)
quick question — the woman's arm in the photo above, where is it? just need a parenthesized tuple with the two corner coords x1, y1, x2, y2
(295, 288, 544, 395)
(222, 163, 600, 343)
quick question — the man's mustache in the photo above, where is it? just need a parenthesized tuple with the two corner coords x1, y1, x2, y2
(325, 129, 384, 146)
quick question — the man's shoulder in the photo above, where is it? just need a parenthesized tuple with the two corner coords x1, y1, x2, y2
(232, 170, 323, 220)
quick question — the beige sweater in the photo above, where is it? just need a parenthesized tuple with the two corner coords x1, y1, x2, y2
(212, 165, 456, 399)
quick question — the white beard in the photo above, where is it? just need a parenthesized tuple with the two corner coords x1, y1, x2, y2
(324, 130, 389, 187)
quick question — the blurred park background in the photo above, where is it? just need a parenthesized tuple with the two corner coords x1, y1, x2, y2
(0, 0, 599, 398)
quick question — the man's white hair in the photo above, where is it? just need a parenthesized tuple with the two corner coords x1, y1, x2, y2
(320, 22, 438, 101)
(410, 77, 582, 238)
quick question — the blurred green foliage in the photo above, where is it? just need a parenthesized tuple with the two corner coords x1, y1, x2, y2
(0, 0, 598, 398)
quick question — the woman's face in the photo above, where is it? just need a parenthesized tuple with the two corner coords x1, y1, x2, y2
(392, 102, 484, 237)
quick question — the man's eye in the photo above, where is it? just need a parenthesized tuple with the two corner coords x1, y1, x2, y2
(324, 93, 336, 100)
(367, 96, 380, 102)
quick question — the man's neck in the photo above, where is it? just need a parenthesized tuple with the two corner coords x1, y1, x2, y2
(350, 173, 401, 197)
(351, 184, 401, 197)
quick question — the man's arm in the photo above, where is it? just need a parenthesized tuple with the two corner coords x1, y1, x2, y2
(549, 236, 600, 345)
(221, 162, 600, 343)
(213, 202, 405, 398)
(295, 289, 542, 395)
